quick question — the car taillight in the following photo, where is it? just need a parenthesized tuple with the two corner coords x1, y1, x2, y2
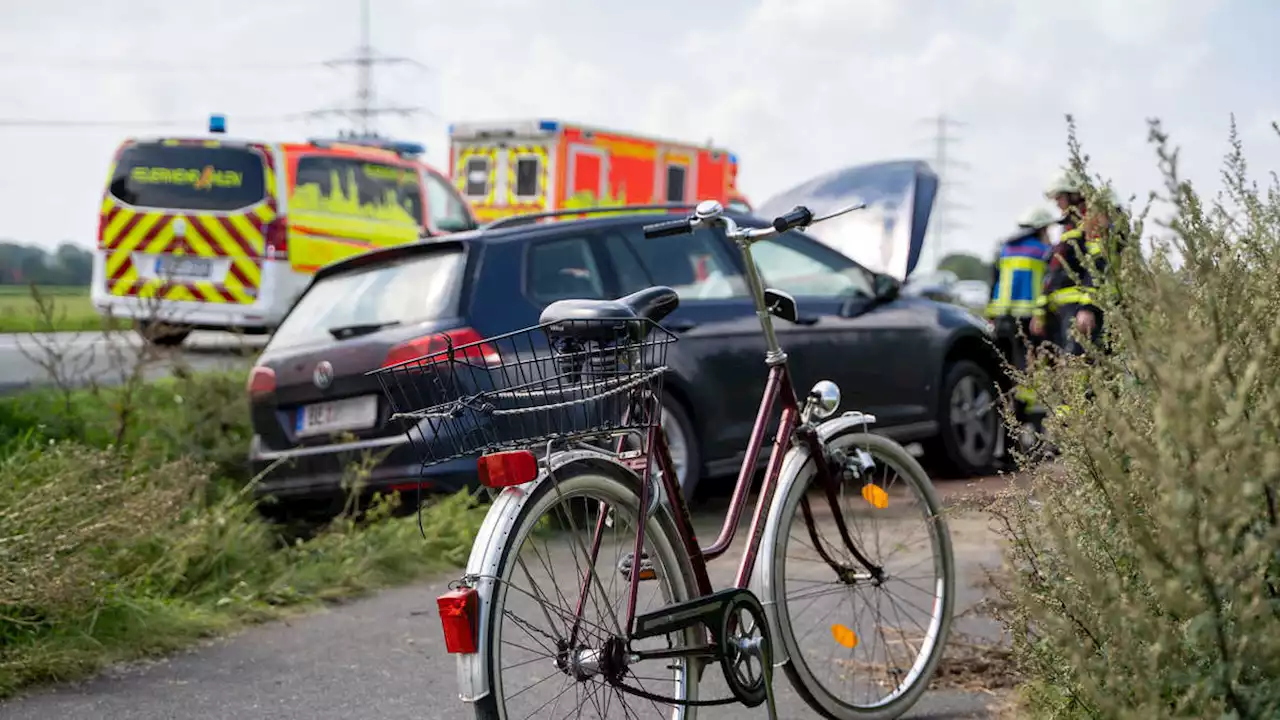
(265, 216, 288, 259)
(477, 450, 538, 489)
(437, 587, 479, 654)
(381, 327, 501, 369)
(247, 366, 276, 399)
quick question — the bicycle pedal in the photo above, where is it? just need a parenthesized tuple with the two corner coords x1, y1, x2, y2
(632, 587, 746, 642)
(617, 551, 657, 581)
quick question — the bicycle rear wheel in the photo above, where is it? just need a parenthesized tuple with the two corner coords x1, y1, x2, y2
(768, 432, 955, 720)
(475, 460, 702, 720)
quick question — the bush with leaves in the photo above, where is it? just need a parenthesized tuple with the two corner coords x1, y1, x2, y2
(991, 117, 1280, 719)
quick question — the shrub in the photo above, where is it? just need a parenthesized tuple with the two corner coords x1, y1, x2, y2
(0, 437, 486, 698)
(992, 118, 1280, 719)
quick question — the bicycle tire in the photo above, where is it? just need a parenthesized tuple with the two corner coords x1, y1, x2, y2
(768, 431, 955, 720)
(474, 459, 703, 720)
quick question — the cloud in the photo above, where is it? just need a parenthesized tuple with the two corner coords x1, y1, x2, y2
(0, 0, 1274, 271)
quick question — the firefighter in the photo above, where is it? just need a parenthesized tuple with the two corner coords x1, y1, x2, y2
(1031, 168, 1104, 355)
(987, 206, 1055, 456)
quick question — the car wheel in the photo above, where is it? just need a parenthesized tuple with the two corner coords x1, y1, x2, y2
(137, 321, 190, 347)
(930, 359, 999, 476)
(656, 392, 702, 503)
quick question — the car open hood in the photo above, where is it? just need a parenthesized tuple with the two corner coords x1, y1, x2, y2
(756, 160, 938, 281)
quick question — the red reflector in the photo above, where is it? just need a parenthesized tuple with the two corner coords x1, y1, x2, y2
(246, 366, 276, 399)
(265, 216, 289, 259)
(382, 326, 502, 369)
(437, 587, 479, 654)
(477, 450, 538, 489)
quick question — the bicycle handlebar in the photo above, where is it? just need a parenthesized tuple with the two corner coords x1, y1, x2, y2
(642, 199, 865, 244)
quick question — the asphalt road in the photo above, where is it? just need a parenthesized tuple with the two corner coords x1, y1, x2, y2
(0, 331, 263, 395)
(0, 487, 1009, 720)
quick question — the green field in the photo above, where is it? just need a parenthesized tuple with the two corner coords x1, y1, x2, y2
(0, 285, 128, 333)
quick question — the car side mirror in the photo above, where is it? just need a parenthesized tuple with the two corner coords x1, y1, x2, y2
(874, 274, 900, 300)
(764, 288, 799, 323)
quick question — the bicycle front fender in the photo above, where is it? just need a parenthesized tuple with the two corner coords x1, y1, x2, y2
(454, 448, 642, 703)
(748, 411, 877, 668)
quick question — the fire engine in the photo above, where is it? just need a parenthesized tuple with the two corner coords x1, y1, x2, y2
(447, 119, 752, 223)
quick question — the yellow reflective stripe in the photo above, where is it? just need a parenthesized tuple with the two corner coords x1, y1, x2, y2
(1049, 287, 1093, 307)
(1086, 239, 1103, 255)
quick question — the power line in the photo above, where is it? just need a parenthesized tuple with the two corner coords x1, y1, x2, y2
(0, 113, 310, 129)
(306, 0, 430, 135)
(0, 55, 333, 75)
(918, 114, 969, 266)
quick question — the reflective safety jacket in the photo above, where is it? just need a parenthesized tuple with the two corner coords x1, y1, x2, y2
(986, 232, 1052, 318)
(1034, 218, 1109, 318)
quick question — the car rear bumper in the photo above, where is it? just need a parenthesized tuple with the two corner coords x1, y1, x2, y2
(248, 432, 477, 501)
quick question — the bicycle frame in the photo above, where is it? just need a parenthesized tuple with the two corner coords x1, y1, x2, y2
(598, 204, 881, 637)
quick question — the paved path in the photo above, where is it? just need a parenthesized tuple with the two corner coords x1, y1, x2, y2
(0, 331, 263, 395)
(0, 480, 1013, 720)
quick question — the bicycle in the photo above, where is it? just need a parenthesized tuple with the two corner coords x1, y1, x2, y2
(374, 199, 956, 719)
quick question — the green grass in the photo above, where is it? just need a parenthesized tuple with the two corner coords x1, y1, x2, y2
(0, 285, 128, 333)
(0, 371, 488, 698)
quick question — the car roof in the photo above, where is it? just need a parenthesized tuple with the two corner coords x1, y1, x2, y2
(312, 208, 775, 281)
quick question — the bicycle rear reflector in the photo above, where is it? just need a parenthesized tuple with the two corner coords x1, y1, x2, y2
(477, 450, 538, 489)
(437, 587, 479, 654)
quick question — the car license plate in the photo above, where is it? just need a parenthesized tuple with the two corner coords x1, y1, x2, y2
(155, 255, 213, 279)
(295, 395, 379, 438)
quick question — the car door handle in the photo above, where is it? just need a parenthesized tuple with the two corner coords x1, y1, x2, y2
(665, 319, 698, 333)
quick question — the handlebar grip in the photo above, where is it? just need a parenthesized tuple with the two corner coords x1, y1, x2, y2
(643, 217, 694, 239)
(772, 206, 814, 233)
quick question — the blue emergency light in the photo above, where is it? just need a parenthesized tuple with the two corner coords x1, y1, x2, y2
(209, 114, 227, 134)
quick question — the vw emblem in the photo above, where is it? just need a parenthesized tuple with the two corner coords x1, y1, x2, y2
(313, 361, 334, 390)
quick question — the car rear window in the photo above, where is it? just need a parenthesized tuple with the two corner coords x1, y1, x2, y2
(267, 248, 466, 350)
(108, 142, 267, 211)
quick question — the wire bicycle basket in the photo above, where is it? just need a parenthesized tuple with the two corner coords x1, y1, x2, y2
(370, 318, 677, 468)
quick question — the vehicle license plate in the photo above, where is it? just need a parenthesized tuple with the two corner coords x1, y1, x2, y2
(295, 395, 379, 437)
(155, 255, 213, 279)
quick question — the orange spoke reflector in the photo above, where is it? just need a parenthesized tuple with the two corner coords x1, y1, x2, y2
(831, 624, 859, 649)
(862, 483, 889, 509)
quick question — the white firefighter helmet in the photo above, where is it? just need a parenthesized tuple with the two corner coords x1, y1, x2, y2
(1044, 167, 1085, 199)
(1017, 206, 1059, 230)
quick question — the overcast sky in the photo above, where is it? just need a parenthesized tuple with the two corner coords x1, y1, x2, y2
(1, 0, 1277, 268)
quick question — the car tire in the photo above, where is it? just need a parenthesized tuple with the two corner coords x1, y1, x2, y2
(658, 392, 703, 503)
(928, 359, 1000, 477)
(137, 321, 190, 347)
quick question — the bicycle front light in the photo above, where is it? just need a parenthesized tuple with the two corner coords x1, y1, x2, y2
(806, 380, 841, 420)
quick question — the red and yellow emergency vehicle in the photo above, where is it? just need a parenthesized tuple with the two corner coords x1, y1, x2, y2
(91, 116, 478, 345)
(447, 119, 751, 223)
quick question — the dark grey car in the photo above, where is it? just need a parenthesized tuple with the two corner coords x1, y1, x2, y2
(246, 164, 1004, 512)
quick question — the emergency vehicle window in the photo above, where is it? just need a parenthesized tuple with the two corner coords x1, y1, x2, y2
(464, 157, 490, 198)
(292, 156, 423, 227)
(527, 237, 606, 304)
(109, 143, 266, 211)
(424, 172, 474, 232)
(623, 225, 747, 301)
(665, 165, 687, 203)
(514, 156, 541, 198)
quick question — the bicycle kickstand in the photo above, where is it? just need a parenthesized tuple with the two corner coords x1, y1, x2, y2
(762, 652, 779, 720)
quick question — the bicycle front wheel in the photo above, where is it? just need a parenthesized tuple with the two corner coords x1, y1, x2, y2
(769, 432, 955, 720)
(475, 460, 702, 720)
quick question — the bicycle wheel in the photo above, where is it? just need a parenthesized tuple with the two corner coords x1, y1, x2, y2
(769, 432, 955, 720)
(475, 460, 702, 720)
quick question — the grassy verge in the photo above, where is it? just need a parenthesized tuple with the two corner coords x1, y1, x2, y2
(0, 371, 486, 698)
(0, 285, 129, 333)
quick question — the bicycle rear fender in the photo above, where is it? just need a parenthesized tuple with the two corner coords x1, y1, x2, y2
(454, 448, 643, 703)
(748, 411, 877, 668)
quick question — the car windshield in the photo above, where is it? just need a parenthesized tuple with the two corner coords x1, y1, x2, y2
(267, 249, 466, 351)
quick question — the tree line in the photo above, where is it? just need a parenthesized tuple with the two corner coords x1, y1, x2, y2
(0, 242, 93, 287)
